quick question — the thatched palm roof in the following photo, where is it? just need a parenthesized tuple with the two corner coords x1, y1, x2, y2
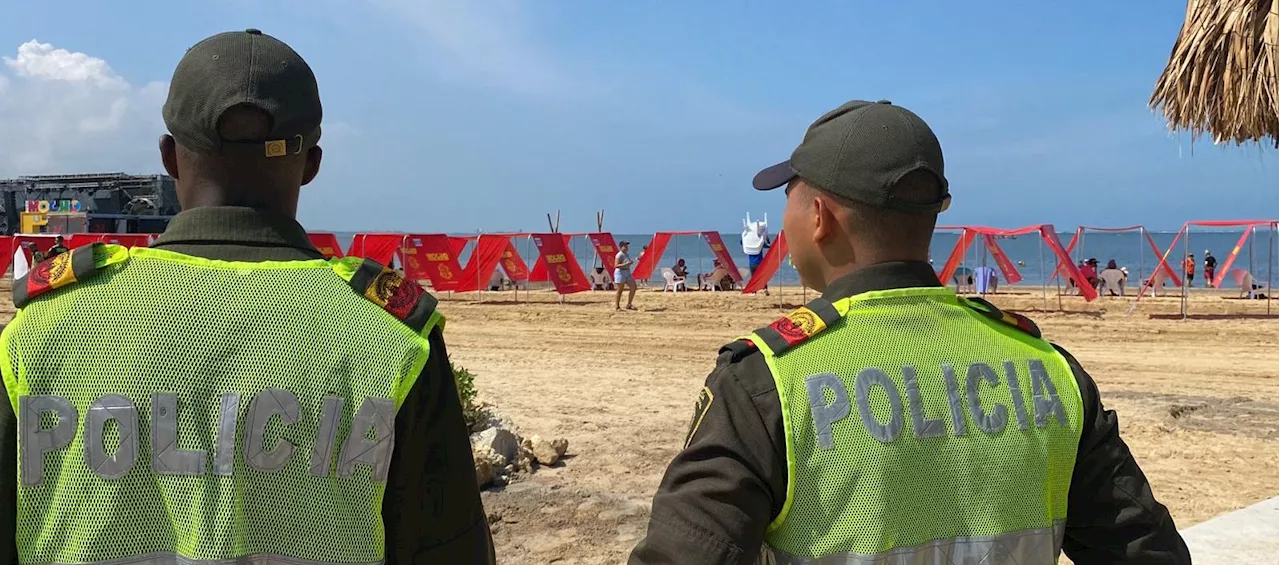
(1149, 0, 1279, 146)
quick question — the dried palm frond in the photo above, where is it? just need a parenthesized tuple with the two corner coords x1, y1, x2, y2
(1150, 0, 1279, 146)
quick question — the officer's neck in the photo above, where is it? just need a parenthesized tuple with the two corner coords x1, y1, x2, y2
(177, 179, 299, 219)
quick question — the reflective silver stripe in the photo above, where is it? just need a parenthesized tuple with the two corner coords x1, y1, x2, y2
(765, 521, 1065, 565)
(26, 554, 383, 565)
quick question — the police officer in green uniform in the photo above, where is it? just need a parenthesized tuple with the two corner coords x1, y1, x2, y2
(630, 100, 1190, 565)
(0, 30, 494, 565)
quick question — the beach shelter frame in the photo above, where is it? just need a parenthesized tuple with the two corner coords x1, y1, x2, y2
(1051, 225, 1183, 295)
(631, 231, 744, 286)
(936, 224, 1097, 303)
(1132, 219, 1278, 318)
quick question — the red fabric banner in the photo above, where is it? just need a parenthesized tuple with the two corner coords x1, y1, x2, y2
(632, 234, 671, 281)
(981, 234, 1023, 284)
(1040, 226, 1096, 300)
(702, 232, 743, 282)
(500, 241, 530, 282)
(0, 236, 12, 276)
(1187, 219, 1278, 228)
(448, 237, 471, 257)
(742, 231, 788, 294)
(1145, 231, 1183, 287)
(454, 234, 510, 292)
(531, 233, 591, 294)
(1211, 229, 1253, 288)
(347, 233, 403, 266)
(403, 234, 465, 290)
(529, 234, 570, 282)
(588, 233, 619, 271)
(938, 229, 977, 284)
(307, 233, 344, 259)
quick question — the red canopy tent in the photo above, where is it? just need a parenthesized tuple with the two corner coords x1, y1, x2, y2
(307, 232, 345, 259)
(0, 236, 12, 276)
(632, 231, 743, 283)
(936, 224, 1097, 301)
(742, 231, 788, 294)
(347, 233, 404, 266)
(1133, 220, 1277, 317)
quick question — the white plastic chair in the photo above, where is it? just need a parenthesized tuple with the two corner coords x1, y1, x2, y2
(661, 268, 687, 292)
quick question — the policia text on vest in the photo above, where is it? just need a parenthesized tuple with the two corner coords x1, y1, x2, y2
(18, 390, 394, 485)
(808, 359, 1066, 447)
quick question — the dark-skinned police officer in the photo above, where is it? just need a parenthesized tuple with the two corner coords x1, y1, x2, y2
(630, 100, 1191, 565)
(0, 30, 494, 565)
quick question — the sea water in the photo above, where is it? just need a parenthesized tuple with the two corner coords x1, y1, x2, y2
(327, 229, 1279, 288)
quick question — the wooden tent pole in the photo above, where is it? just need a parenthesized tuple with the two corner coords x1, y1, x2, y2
(1268, 223, 1274, 316)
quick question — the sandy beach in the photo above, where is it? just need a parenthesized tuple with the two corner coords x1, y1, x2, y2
(433, 284, 1277, 564)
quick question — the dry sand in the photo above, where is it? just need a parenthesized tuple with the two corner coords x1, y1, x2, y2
(438, 284, 1278, 564)
(1, 280, 1274, 564)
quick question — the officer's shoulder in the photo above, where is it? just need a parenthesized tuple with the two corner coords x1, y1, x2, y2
(344, 257, 439, 333)
(14, 244, 127, 308)
(960, 296, 1042, 339)
(741, 297, 844, 356)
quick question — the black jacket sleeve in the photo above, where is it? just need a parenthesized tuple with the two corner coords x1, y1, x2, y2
(383, 327, 496, 565)
(1, 373, 14, 565)
(629, 347, 786, 565)
(1056, 345, 1191, 565)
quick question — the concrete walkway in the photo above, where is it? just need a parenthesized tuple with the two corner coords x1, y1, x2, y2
(1180, 496, 1278, 564)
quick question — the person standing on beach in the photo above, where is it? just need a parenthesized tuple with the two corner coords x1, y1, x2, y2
(45, 235, 69, 260)
(1203, 249, 1217, 286)
(0, 29, 493, 565)
(615, 240, 638, 310)
(1184, 253, 1196, 287)
(630, 99, 1189, 565)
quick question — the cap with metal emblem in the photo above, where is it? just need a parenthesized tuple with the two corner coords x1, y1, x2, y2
(162, 29, 322, 158)
(753, 99, 950, 214)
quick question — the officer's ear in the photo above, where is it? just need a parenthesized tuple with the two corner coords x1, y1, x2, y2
(159, 135, 179, 180)
(301, 145, 322, 186)
(812, 195, 839, 244)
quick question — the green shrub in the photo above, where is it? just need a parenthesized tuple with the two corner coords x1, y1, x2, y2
(451, 359, 486, 428)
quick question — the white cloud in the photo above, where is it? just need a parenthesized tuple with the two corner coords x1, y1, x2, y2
(0, 41, 167, 176)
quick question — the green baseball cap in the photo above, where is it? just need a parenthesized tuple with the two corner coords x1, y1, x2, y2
(753, 100, 950, 214)
(163, 29, 322, 158)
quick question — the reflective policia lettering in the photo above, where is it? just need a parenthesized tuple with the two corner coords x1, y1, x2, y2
(805, 359, 1067, 447)
(18, 390, 396, 486)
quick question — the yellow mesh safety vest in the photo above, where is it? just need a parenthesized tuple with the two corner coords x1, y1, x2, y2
(2, 244, 443, 565)
(747, 287, 1082, 565)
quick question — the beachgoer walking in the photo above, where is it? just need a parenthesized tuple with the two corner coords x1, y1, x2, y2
(615, 240, 638, 310)
(630, 99, 1189, 565)
(1203, 249, 1217, 286)
(0, 29, 494, 565)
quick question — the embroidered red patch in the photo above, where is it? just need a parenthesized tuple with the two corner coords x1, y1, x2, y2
(768, 316, 809, 347)
(383, 276, 422, 320)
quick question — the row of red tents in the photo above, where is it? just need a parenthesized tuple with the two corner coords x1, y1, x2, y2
(335, 231, 744, 295)
(0, 231, 741, 296)
(1, 220, 1271, 301)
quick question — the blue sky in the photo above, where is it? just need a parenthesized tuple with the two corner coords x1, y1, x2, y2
(1, 1, 1276, 233)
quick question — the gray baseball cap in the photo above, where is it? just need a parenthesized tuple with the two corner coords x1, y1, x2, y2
(753, 100, 950, 214)
(163, 29, 322, 158)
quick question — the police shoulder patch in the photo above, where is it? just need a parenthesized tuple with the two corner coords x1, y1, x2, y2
(348, 258, 438, 333)
(962, 297, 1042, 339)
(14, 244, 110, 308)
(751, 297, 843, 355)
